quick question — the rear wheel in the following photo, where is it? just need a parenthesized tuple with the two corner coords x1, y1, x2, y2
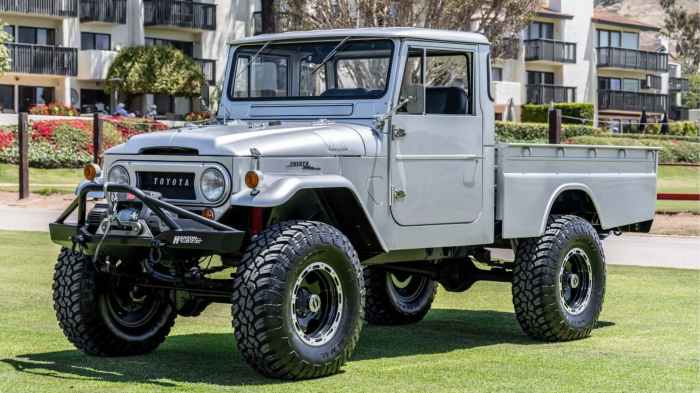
(53, 248, 176, 356)
(364, 267, 437, 325)
(232, 221, 364, 380)
(512, 215, 606, 341)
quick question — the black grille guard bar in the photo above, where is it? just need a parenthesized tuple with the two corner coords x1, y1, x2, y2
(55, 182, 234, 232)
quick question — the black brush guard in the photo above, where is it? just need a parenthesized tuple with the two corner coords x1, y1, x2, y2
(49, 183, 245, 258)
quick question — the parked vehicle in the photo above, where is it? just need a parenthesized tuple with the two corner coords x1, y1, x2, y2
(50, 28, 658, 380)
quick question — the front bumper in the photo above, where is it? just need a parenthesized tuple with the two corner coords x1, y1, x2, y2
(50, 183, 245, 258)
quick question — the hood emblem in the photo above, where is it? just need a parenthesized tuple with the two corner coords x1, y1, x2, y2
(287, 161, 321, 171)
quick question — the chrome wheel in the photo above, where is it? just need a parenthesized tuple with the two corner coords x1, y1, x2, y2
(558, 248, 593, 315)
(291, 261, 344, 347)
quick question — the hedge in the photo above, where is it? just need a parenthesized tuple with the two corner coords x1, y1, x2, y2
(522, 103, 594, 124)
(602, 132, 700, 143)
(496, 121, 601, 142)
(567, 136, 700, 164)
(628, 121, 699, 136)
(0, 117, 167, 168)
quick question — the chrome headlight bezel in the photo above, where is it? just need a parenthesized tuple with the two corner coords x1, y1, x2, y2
(107, 165, 130, 185)
(200, 167, 226, 202)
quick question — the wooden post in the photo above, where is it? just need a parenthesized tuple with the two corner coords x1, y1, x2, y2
(18, 112, 29, 199)
(260, 0, 276, 34)
(93, 112, 103, 166)
(548, 108, 562, 144)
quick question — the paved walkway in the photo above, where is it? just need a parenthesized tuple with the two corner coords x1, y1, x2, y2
(1, 206, 697, 270)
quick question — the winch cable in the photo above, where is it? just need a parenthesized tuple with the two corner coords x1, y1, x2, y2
(93, 183, 121, 265)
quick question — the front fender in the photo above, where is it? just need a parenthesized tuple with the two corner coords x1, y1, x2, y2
(230, 174, 388, 252)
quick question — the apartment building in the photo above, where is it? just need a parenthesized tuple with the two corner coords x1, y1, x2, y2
(0, 0, 257, 116)
(492, 0, 690, 126)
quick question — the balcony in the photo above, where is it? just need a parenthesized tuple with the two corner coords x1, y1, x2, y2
(80, 0, 126, 24)
(524, 39, 576, 63)
(0, 0, 77, 17)
(194, 58, 215, 84)
(6, 43, 78, 76)
(597, 47, 668, 72)
(526, 84, 576, 104)
(144, 0, 216, 31)
(598, 90, 668, 113)
(669, 77, 689, 92)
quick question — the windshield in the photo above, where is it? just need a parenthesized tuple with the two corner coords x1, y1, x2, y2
(229, 39, 394, 100)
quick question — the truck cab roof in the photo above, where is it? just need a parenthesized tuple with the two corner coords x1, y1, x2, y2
(230, 27, 490, 46)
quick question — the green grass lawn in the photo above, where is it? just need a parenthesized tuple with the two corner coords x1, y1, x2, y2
(656, 166, 700, 214)
(0, 164, 81, 194)
(0, 231, 698, 393)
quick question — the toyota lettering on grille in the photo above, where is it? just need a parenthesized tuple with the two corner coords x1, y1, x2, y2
(151, 176, 191, 187)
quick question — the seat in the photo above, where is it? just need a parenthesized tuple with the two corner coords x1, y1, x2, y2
(425, 87, 467, 115)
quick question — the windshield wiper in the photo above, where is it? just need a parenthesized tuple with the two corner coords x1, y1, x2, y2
(310, 36, 352, 75)
(233, 40, 272, 83)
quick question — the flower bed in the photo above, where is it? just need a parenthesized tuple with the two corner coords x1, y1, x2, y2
(0, 117, 168, 168)
(29, 103, 80, 117)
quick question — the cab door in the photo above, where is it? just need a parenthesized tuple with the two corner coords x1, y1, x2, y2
(389, 42, 483, 226)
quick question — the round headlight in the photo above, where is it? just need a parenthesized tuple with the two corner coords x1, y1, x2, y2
(108, 165, 130, 185)
(200, 168, 226, 202)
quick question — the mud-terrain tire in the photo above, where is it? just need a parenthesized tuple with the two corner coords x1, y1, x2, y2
(53, 248, 176, 356)
(512, 215, 606, 341)
(232, 221, 364, 380)
(364, 267, 437, 325)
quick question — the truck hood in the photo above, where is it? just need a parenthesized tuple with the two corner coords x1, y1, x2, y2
(107, 122, 376, 157)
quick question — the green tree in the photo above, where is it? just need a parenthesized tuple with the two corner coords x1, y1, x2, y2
(660, 0, 700, 74)
(105, 46, 205, 97)
(683, 73, 700, 109)
(276, 0, 538, 59)
(0, 21, 12, 75)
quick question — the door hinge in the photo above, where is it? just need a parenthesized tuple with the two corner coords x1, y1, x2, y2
(392, 188, 407, 200)
(392, 126, 406, 138)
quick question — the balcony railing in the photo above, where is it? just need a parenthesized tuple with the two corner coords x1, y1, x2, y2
(669, 77, 689, 92)
(670, 106, 689, 121)
(526, 84, 576, 104)
(597, 47, 668, 72)
(524, 39, 576, 63)
(598, 90, 668, 113)
(144, 0, 216, 31)
(80, 0, 126, 24)
(6, 43, 78, 76)
(0, 0, 78, 17)
(194, 58, 215, 84)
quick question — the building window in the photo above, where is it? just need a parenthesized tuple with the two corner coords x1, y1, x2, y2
(17, 27, 55, 45)
(145, 37, 194, 57)
(18, 86, 54, 112)
(597, 29, 621, 48)
(622, 32, 639, 49)
(80, 89, 110, 113)
(644, 74, 661, 90)
(492, 67, 503, 82)
(81, 32, 111, 50)
(527, 71, 555, 85)
(526, 22, 554, 40)
(599, 77, 642, 92)
(0, 85, 14, 112)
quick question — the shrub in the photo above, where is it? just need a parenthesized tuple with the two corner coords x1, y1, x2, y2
(567, 136, 700, 163)
(29, 103, 79, 116)
(496, 121, 601, 142)
(601, 133, 700, 143)
(185, 111, 211, 122)
(104, 116, 168, 139)
(521, 103, 594, 124)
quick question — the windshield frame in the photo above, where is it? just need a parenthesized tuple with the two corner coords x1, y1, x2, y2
(226, 38, 396, 102)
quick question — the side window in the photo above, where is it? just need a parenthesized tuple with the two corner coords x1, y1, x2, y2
(425, 49, 472, 115)
(398, 47, 424, 114)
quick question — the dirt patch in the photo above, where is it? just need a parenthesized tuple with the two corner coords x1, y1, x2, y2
(0, 192, 74, 209)
(650, 213, 700, 236)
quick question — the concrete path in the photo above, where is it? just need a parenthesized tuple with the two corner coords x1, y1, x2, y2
(1, 205, 697, 269)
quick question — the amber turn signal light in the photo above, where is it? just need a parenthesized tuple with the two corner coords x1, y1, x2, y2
(83, 163, 101, 181)
(202, 208, 215, 220)
(245, 171, 262, 189)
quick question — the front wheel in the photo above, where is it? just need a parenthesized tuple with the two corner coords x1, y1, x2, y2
(232, 221, 364, 380)
(512, 215, 606, 341)
(364, 268, 437, 325)
(53, 248, 176, 356)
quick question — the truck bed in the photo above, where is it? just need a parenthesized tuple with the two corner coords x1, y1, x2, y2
(495, 143, 658, 239)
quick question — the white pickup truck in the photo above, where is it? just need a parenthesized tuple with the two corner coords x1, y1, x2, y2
(50, 28, 657, 380)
